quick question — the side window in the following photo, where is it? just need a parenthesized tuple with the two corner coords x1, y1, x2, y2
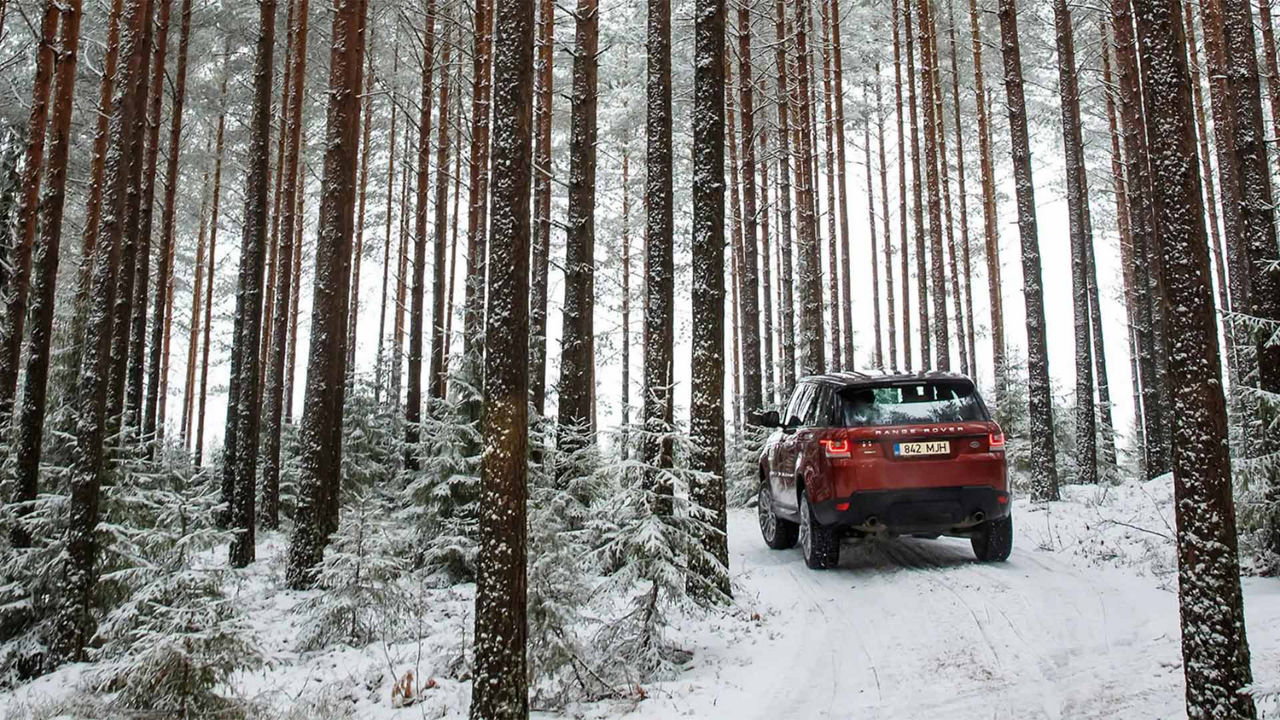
(786, 384, 810, 426)
(803, 387, 833, 427)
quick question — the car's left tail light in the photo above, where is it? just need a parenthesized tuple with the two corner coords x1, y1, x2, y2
(820, 439, 851, 458)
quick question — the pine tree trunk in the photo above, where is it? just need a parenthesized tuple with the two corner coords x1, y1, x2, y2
(1200, 0, 1246, 321)
(143, 0, 192, 441)
(931, 1, 968, 378)
(968, 0, 1004, 396)
(792, 0, 825, 376)
(621, 148, 632, 455)
(1130, 1, 1257, 715)
(460, 0, 495, 373)
(123, 0, 172, 434)
(946, 0, 976, 379)
(728, 53, 746, 435)
(1085, 207, 1119, 480)
(877, 65, 897, 371)
(1114, 0, 1170, 478)
(285, 182, 304, 422)
(1053, 0, 1097, 485)
(1221, 0, 1280, 399)
(917, 0, 948, 370)
(443, 68, 465, 396)
(557, 0, 599, 450)
(194, 78, 227, 465)
(831, 0, 854, 369)
(10, 0, 82, 549)
(374, 39, 399, 404)
(64, 0, 123, 392)
(180, 167, 210, 443)
(389, 132, 411, 406)
(106, 0, 155, 430)
(1100, 19, 1146, 449)
(758, 125, 776, 406)
(529, 0, 554, 416)
(893, 0, 912, 370)
(346, 23, 376, 377)
(1256, 0, 1280, 175)
(0, 2, 59, 427)
(772, 0, 798, 393)
(469, 0, 534, 715)
(50, 0, 150, 666)
(737, 0, 763, 416)
(287, 0, 369, 588)
(863, 105, 882, 369)
(1184, 2, 1228, 316)
(906, 0, 929, 368)
(429, 21, 454, 402)
(643, 0, 676, 512)
(819, 0, 842, 370)
(405, 0, 439, 470)
(223, 0, 277, 567)
(691, 0, 730, 601)
(262, 0, 310, 530)
(260, 0, 295, 394)
(997, 0, 1059, 501)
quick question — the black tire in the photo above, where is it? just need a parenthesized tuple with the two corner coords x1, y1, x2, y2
(758, 485, 799, 549)
(800, 497, 840, 569)
(971, 515, 1013, 562)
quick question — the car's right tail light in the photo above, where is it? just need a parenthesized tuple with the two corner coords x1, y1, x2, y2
(988, 431, 1006, 451)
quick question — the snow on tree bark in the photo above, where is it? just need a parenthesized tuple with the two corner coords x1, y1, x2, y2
(461, 0, 495, 374)
(905, 0, 929, 369)
(405, 0, 439, 470)
(1114, 0, 1170, 479)
(1053, 0, 1097, 485)
(791, 0, 826, 377)
(557, 0, 600, 450)
(142, 0, 193, 442)
(429, 19, 454, 402)
(893, 0, 913, 371)
(996, 0, 1058, 501)
(529, 0, 555, 416)
(194, 77, 227, 465)
(10, 0, 82, 549)
(263, 0, 311, 530)
(917, 0, 949, 371)
(967, 0, 1003, 396)
(49, 0, 150, 666)
(691, 0, 731, 601)
(222, 0, 277, 566)
(1130, 0, 1257, 714)
(124, 0, 172, 435)
(738, 0, 764, 415)
(287, 0, 369, 588)
(0, 1, 58, 430)
(771, 0, 798, 392)
(469, 0, 534, 715)
(643, 0, 677, 512)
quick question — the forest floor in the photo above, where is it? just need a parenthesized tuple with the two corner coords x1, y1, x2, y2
(3, 477, 1279, 719)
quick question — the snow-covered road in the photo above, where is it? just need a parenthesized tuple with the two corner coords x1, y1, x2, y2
(620, 506, 1280, 720)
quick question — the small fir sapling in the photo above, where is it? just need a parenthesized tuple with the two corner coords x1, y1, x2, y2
(400, 394, 482, 581)
(93, 462, 261, 713)
(298, 486, 409, 651)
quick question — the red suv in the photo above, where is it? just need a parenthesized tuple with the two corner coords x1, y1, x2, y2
(757, 372, 1012, 569)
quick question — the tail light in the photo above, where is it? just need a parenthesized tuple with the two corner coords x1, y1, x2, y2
(820, 439, 851, 458)
(988, 431, 1006, 451)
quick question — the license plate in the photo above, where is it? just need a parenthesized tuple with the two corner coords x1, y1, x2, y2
(895, 441, 950, 457)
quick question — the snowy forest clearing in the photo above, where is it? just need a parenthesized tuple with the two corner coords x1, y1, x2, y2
(3, 477, 1276, 719)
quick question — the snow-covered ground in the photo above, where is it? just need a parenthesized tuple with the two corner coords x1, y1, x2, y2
(4, 478, 1278, 719)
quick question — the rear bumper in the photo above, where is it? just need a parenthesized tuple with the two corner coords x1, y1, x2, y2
(811, 486, 1011, 533)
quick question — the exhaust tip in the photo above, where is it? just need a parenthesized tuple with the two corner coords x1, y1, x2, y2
(865, 516, 880, 528)
(972, 511, 986, 524)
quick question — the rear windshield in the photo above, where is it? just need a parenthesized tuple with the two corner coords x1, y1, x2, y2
(837, 381, 987, 427)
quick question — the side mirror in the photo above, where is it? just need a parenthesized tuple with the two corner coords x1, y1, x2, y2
(757, 410, 781, 428)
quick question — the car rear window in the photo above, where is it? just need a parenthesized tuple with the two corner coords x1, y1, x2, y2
(837, 381, 987, 427)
